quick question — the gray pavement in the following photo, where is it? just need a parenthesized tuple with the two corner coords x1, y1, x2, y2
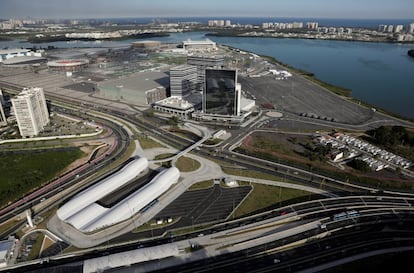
(239, 72, 413, 129)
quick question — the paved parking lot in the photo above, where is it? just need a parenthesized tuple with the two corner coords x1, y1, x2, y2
(110, 184, 252, 242)
(239, 74, 378, 125)
(155, 184, 252, 226)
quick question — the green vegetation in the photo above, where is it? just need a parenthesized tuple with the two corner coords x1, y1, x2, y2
(154, 153, 174, 160)
(188, 180, 214, 191)
(251, 135, 294, 155)
(238, 132, 413, 191)
(170, 224, 212, 236)
(133, 217, 180, 233)
(27, 233, 44, 260)
(168, 127, 201, 142)
(27, 32, 169, 43)
(348, 158, 371, 173)
(154, 153, 174, 168)
(256, 54, 352, 97)
(150, 53, 186, 65)
(262, 51, 414, 122)
(234, 183, 311, 218)
(203, 138, 222, 146)
(302, 142, 332, 162)
(366, 126, 414, 161)
(168, 116, 180, 127)
(136, 134, 164, 149)
(304, 76, 352, 97)
(222, 166, 282, 181)
(0, 219, 25, 237)
(176, 156, 201, 172)
(0, 36, 12, 41)
(0, 148, 84, 207)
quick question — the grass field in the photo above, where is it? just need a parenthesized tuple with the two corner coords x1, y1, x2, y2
(234, 183, 311, 218)
(136, 135, 164, 149)
(240, 132, 414, 191)
(0, 148, 84, 207)
(176, 156, 201, 172)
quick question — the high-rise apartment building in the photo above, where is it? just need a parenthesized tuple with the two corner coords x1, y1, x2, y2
(169, 65, 198, 98)
(409, 23, 414, 33)
(0, 89, 6, 126)
(394, 25, 404, 33)
(12, 87, 49, 137)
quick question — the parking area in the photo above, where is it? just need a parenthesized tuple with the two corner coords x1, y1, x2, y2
(239, 72, 379, 125)
(117, 184, 253, 240)
(155, 184, 252, 226)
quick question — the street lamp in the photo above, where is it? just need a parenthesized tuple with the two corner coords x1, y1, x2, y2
(191, 216, 194, 231)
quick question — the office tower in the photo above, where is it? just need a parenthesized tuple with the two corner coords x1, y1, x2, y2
(187, 55, 225, 92)
(170, 65, 198, 98)
(203, 69, 240, 116)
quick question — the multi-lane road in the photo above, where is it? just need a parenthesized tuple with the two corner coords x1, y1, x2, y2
(1, 79, 414, 272)
(3, 194, 414, 273)
(0, 104, 130, 238)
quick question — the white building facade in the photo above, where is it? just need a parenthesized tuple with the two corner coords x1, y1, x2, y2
(0, 89, 6, 126)
(12, 87, 49, 137)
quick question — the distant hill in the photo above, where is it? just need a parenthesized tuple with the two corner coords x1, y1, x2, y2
(408, 49, 414, 58)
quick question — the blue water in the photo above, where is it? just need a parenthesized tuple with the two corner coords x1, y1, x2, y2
(73, 17, 414, 29)
(1, 30, 414, 119)
(209, 36, 414, 119)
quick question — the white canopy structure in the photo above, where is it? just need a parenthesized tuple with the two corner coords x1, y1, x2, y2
(57, 157, 180, 233)
(57, 157, 149, 221)
(81, 167, 180, 232)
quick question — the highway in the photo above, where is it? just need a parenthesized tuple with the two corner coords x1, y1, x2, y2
(0, 104, 131, 239)
(3, 195, 414, 273)
(1, 78, 414, 272)
(147, 223, 414, 273)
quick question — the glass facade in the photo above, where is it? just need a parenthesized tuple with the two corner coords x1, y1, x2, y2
(204, 69, 238, 115)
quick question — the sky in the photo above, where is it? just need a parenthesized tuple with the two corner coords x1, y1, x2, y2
(0, 0, 413, 20)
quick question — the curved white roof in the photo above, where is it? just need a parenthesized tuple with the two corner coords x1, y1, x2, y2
(82, 167, 180, 232)
(66, 203, 109, 231)
(57, 157, 148, 221)
(47, 59, 89, 67)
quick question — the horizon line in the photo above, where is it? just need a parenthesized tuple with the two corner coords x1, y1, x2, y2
(1, 16, 414, 21)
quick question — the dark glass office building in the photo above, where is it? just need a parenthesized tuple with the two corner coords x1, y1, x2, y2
(203, 69, 239, 116)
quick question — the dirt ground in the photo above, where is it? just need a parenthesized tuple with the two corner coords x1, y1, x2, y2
(60, 141, 109, 173)
(243, 131, 414, 184)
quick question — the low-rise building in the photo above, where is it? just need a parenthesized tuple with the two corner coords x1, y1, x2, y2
(0, 237, 15, 268)
(182, 39, 217, 52)
(153, 97, 196, 119)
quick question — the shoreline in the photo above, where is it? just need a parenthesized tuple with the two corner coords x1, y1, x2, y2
(1, 32, 413, 123)
(221, 44, 414, 124)
(25, 32, 170, 44)
(205, 31, 414, 45)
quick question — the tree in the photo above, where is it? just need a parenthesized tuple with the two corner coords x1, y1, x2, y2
(349, 158, 370, 173)
(168, 115, 180, 127)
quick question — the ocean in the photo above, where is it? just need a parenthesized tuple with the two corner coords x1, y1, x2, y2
(92, 17, 414, 29)
(1, 17, 414, 119)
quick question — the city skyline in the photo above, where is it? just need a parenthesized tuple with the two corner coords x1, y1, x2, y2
(1, 0, 414, 20)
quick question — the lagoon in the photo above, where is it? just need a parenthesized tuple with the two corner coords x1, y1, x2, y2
(209, 36, 414, 119)
(1, 32, 413, 118)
